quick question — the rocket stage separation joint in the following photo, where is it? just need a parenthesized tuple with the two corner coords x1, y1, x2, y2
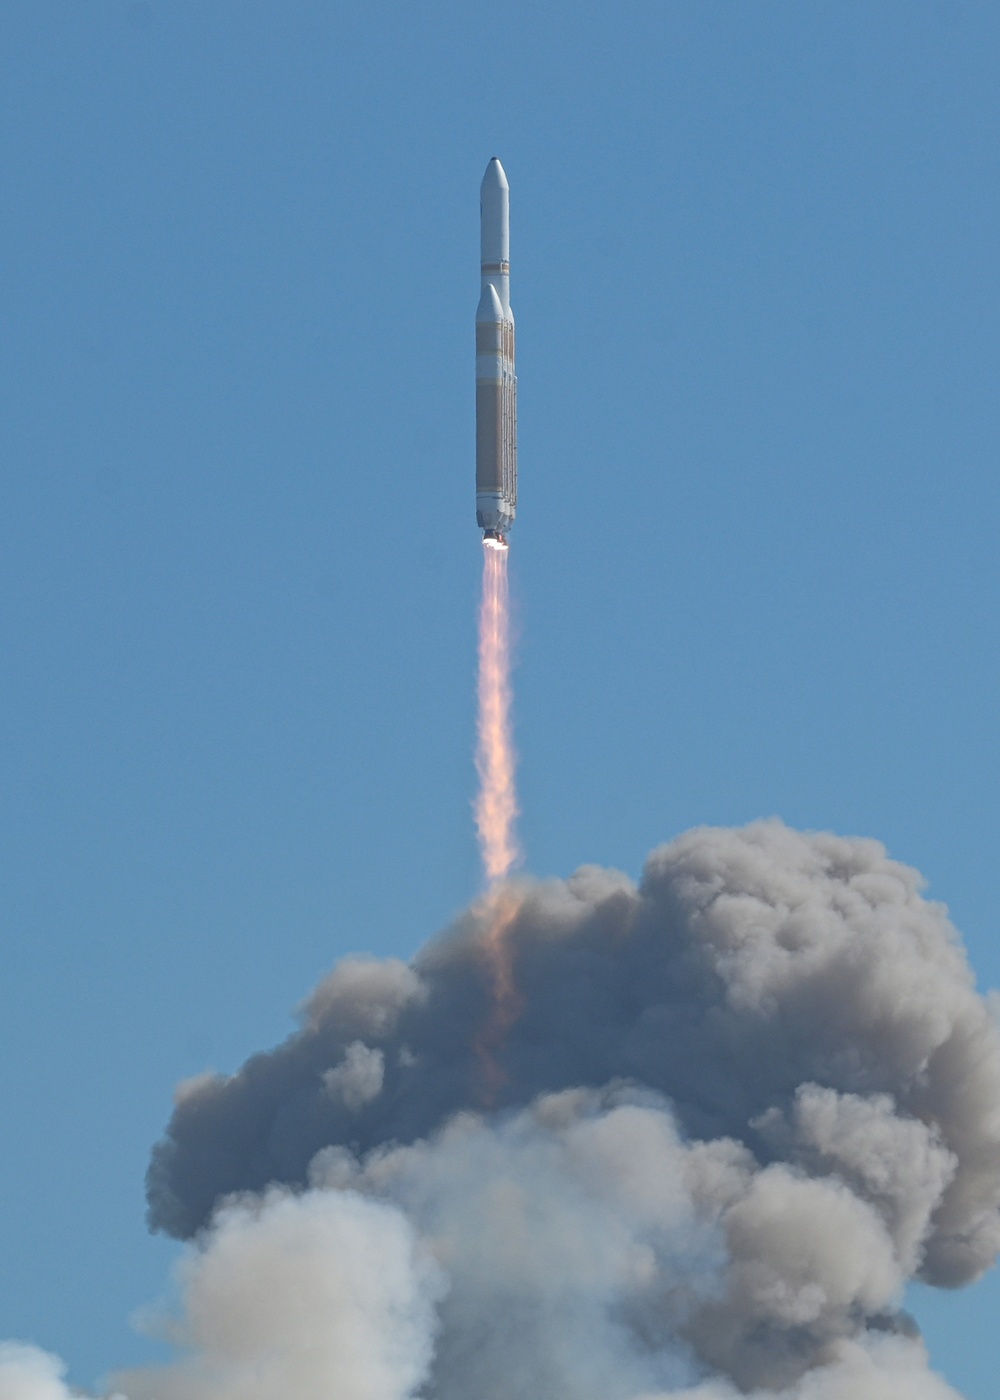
(476, 158, 516, 546)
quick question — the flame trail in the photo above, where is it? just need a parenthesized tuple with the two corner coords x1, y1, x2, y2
(473, 539, 522, 1102)
(474, 540, 519, 885)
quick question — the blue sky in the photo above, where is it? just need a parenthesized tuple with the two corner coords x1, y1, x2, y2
(0, 1, 998, 1394)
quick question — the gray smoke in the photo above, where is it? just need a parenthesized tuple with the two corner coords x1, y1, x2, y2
(132, 820, 1000, 1396)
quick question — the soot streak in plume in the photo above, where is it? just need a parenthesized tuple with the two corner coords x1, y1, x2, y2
(140, 820, 1000, 1397)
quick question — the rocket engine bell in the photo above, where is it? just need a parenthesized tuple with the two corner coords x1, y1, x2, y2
(476, 158, 517, 544)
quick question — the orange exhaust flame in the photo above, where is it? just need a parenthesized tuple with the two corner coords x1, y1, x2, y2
(473, 539, 522, 1103)
(475, 539, 519, 885)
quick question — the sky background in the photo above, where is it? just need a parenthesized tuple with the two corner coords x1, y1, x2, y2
(0, 0, 998, 1394)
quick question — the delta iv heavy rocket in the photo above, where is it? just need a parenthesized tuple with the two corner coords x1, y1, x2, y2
(476, 158, 517, 546)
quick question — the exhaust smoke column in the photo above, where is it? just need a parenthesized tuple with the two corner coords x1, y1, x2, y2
(475, 540, 519, 885)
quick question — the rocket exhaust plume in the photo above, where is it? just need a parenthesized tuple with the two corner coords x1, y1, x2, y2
(473, 536, 522, 1101)
(474, 537, 519, 886)
(472, 881, 523, 1104)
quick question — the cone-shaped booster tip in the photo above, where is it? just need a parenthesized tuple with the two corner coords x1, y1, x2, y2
(476, 283, 505, 322)
(482, 157, 509, 191)
(480, 158, 510, 267)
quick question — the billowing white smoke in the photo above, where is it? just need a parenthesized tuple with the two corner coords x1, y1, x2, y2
(115, 1190, 442, 1400)
(308, 1087, 967, 1398)
(0, 1345, 105, 1400)
(3, 822, 996, 1397)
(0, 1196, 439, 1400)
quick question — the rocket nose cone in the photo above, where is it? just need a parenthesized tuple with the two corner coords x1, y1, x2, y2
(476, 283, 505, 322)
(481, 157, 509, 192)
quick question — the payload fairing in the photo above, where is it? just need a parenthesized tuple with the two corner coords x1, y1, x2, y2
(476, 159, 517, 545)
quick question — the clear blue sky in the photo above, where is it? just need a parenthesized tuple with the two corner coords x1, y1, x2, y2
(0, 1, 997, 1394)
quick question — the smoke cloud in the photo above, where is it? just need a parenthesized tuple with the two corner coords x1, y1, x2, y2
(0, 1345, 95, 1400)
(114, 1188, 442, 1400)
(124, 820, 999, 1397)
(0, 822, 992, 1398)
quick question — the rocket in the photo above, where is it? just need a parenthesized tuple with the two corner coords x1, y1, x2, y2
(476, 158, 517, 546)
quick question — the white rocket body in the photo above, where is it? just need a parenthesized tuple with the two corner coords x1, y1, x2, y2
(476, 159, 516, 541)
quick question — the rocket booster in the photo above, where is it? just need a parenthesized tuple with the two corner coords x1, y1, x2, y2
(476, 159, 516, 544)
